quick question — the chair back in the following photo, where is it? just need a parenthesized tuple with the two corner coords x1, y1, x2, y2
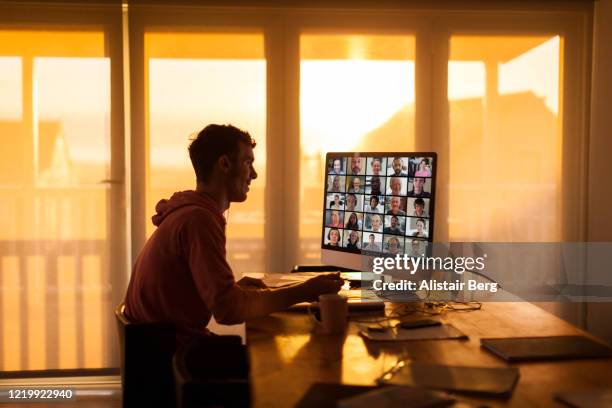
(115, 303, 177, 408)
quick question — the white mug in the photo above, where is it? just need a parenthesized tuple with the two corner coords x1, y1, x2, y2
(315, 294, 348, 334)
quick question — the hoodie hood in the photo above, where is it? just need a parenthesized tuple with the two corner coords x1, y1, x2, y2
(152, 190, 224, 227)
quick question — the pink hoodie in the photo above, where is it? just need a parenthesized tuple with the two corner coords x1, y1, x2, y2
(124, 190, 269, 340)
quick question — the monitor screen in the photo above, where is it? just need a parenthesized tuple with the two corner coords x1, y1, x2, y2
(321, 153, 436, 267)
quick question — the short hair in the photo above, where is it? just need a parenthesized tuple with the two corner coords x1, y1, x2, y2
(346, 193, 356, 201)
(188, 124, 256, 183)
(391, 215, 398, 221)
(414, 198, 425, 207)
(416, 218, 426, 226)
(370, 195, 379, 204)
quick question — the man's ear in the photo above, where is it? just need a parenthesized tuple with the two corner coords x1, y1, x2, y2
(218, 155, 232, 173)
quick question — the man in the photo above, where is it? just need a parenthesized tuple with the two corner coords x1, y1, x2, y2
(408, 177, 431, 198)
(388, 177, 403, 196)
(369, 176, 382, 195)
(369, 214, 382, 233)
(348, 176, 362, 193)
(408, 239, 425, 257)
(383, 215, 404, 235)
(386, 237, 401, 255)
(363, 233, 381, 252)
(386, 196, 406, 216)
(350, 155, 363, 175)
(125, 124, 342, 344)
(413, 197, 428, 217)
(390, 157, 407, 176)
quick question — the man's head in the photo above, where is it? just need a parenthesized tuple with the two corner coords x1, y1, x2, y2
(414, 198, 425, 215)
(371, 214, 381, 231)
(412, 177, 425, 194)
(368, 234, 375, 244)
(189, 124, 257, 202)
(370, 176, 381, 193)
(392, 157, 403, 174)
(390, 196, 401, 212)
(390, 177, 401, 195)
(388, 237, 400, 254)
(350, 156, 362, 174)
(390, 215, 398, 228)
(352, 177, 361, 191)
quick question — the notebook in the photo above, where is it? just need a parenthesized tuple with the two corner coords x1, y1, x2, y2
(555, 389, 612, 408)
(480, 336, 612, 362)
(338, 386, 454, 407)
(379, 362, 520, 398)
(359, 324, 467, 342)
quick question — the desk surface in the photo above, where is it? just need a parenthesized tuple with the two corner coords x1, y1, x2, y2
(245, 302, 612, 407)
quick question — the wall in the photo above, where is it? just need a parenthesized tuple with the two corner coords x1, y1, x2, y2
(587, 0, 612, 342)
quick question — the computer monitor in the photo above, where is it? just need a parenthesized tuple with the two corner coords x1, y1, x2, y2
(321, 152, 437, 271)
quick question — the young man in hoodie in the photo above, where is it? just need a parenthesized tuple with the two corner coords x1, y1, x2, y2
(124, 124, 343, 343)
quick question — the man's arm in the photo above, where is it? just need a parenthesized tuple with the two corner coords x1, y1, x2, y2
(182, 210, 342, 325)
(213, 274, 343, 324)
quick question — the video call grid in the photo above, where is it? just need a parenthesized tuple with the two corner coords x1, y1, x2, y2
(324, 155, 434, 256)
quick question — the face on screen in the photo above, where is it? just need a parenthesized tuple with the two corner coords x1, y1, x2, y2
(323, 153, 435, 257)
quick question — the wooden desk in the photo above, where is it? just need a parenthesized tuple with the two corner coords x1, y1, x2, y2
(246, 302, 612, 407)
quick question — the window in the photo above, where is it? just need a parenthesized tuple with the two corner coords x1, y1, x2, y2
(0, 30, 112, 370)
(448, 35, 563, 241)
(144, 32, 266, 273)
(299, 34, 416, 263)
(0, 3, 590, 375)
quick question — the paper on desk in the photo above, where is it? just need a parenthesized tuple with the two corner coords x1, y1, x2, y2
(360, 324, 467, 341)
(243, 273, 317, 288)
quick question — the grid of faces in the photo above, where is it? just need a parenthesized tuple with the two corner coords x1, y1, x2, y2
(324, 154, 434, 257)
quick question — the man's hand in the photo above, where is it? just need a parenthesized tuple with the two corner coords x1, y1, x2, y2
(303, 273, 344, 301)
(237, 276, 268, 289)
